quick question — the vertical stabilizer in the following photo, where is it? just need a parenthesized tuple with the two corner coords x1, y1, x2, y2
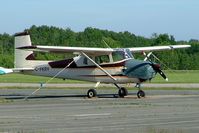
(14, 32, 33, 68)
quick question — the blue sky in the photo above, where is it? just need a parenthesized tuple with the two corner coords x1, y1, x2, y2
(0, 0, 198, 40)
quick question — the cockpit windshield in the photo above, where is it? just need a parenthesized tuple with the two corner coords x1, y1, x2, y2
(124, 49, 134, 58)
(112, 49, 134, 62)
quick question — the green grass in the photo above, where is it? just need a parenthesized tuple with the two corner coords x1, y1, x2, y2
(0, 73, 85, 83)
(0, 70, 198, 83)
(151, 70, 199, 83)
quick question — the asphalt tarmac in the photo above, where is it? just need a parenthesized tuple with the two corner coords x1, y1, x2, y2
(0, 83, 199, 88)
(0, 88, 199, 133)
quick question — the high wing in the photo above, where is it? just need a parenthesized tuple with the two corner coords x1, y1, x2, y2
(18, 45, 114, 55)
(18, 44, 191, 55)
(129, 45, 191, 53)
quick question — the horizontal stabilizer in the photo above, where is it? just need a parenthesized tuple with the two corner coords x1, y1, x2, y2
(0, 67, 34, 75)
(13, 68, 34, 71)
(0, 67, 13, 75)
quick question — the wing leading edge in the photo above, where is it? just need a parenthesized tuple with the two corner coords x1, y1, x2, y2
(18, 45, 114, 55)
(129, 45, 191, 53)
(17, 44, 191, 54)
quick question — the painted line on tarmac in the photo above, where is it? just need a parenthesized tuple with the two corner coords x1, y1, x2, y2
(130, 116, 199, 123)
(131, 119, 199, 127)
(0, 113, 112, 120)
(128, 111, 199, 118)
(147, 95, 199, 99)
(72, 113, 111, 117)
(91, 119, 199, 129)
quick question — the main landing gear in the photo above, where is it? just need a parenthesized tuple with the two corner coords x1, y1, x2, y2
(87, 82, 99, 98)
(86, 82, 145, 99)
(87, 89, 97, 98)
(114, 83, 128, 98)
(86, 83, 129, 98)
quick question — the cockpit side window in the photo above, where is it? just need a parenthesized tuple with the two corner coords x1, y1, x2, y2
(112, 51, 125, 62)
(83, 57, 88, 65)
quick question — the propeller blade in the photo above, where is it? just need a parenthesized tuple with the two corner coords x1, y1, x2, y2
(143, 52, 152, 61)
(158, 69, 168, 81)
(151, 64, 168, 81)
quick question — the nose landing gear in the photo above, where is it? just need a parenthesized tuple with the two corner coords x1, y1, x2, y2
(135, 83, 145, 98)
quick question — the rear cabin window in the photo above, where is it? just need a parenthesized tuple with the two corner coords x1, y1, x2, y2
(83, 57, 88, 64)
(95, 55, 110, 64)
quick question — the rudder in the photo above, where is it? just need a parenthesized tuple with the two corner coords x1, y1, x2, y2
(14, 31, 34, 68)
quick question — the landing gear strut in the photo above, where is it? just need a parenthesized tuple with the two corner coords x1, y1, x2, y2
(135, 83, 145, 98)
(114, 84, 128, 98)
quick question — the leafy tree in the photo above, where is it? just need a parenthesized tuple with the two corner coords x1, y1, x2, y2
(0, 25, 198, 70)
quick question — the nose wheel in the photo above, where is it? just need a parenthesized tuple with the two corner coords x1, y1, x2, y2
(136, 83, 145, 98)
(137, 90, 145, 98)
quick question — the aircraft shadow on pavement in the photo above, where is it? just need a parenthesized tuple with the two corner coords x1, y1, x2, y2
(1, 93, 136, 100)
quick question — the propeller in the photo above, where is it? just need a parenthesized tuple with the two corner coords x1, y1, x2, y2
(151, 63, 168, 81)
(143, 52, 168, 81)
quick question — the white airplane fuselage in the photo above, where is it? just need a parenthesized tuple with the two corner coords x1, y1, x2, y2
(22, 57, 141, 84)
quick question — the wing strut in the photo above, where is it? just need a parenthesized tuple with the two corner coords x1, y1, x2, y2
(81, 52, 117, 81)
(24, 59, 76, 100)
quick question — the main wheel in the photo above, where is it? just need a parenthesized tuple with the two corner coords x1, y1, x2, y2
(87, 89, 97, 98)
(118, 87, 128, 98)
(137, 90, 145, 98)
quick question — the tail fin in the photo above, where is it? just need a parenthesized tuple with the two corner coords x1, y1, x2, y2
(14, 32, 34, 68)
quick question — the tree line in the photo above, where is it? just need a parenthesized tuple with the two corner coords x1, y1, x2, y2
(0, 25, 198, 69)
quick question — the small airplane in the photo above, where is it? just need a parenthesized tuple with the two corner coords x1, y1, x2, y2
(0, 31, 191, 98)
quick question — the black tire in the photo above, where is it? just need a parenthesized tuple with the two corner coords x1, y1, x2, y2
(137, 90, 145, 98)
(87, 89, 97, 98)
(118, 87, 128, 98)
